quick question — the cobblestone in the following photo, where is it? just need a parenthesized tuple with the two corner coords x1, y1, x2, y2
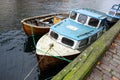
(103, 74, 112, 80)
(110, 60, 118, 67)
(109, 48, 117, 54)
(86, 33, 120, 80)
(112, 72, 120, 79)
(109, 64, 119, 73)
(116, 66, 120, 74)
(100, 64, 111, 72)
(102, 69, 112, 77)
(113, 55, 120, 61)
(112, 76, 119, 80)
(113, 58, 120, 65)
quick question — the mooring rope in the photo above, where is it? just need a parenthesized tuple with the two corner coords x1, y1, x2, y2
(30, 27, 36, 48)
(52, 48, 72, 62)
(23, 24, 73, 80)
(36, 48, 72, 63)
(44, 76, 53, 80)
(24, 46, 53, 80)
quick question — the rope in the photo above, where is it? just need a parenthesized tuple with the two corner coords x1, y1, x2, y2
(30, 27, 36, 48)
(24, 46, 53, 80)
(45, 76, 53, 80)
(23, 58, 38, 80)
(36, 48, 72, 63)
(23, 24, 73, 80)
(52, 48, 72, 62)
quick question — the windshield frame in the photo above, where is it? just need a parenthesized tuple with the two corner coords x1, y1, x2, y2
(77, 13, 88, 24)
(88, 17, 101, 28)
(69, 11, 101, 28)
(69, 11, 78, 21)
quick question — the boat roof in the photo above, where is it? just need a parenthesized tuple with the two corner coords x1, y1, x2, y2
(71, 8, 107, 20)
(51, 19, 96, 41)
(111, 4, 120, 11)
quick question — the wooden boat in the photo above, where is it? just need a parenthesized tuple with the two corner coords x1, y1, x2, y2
(21, 13, 68, 36)
(107, 4, 120, 23)
(36, 8, 109, 72)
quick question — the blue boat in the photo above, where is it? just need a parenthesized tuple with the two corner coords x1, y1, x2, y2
(36, 8, 108, 72)
(107, 4, 120, 22)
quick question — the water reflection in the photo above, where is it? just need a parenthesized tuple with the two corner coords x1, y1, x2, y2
(24, 35, 42, 52)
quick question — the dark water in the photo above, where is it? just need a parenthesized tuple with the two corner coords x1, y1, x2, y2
(0, 0, 119, 80)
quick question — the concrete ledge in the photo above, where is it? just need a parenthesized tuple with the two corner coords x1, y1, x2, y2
(52, 21, 120, 80)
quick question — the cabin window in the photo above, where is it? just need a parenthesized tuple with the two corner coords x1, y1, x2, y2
(79, 38, 88, 47)
(109, 11, 115, 15)
(50, 31, 58, 39)
(116, 13, 120, 16)
(78, 14, 87, 24)
(70, 12, 77, 20)
(90, 34, 97, 43)
(88, 18, 99, 27)
(61, 37, 74, 46)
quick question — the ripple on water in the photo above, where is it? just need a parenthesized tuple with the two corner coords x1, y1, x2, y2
(0, 30, 39, 80)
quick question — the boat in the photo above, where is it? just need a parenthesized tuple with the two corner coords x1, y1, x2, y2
(36, 8, 109, 72)
(107, 4, 120, 23)
(21, 13, 68, 36)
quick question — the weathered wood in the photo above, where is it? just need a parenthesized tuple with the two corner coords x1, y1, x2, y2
(52, 21, 120, 80)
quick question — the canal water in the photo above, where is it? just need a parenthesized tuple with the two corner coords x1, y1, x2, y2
(0, 0, 119, 80)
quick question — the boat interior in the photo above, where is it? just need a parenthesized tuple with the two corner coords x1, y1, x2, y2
(24, 14, 69, 27)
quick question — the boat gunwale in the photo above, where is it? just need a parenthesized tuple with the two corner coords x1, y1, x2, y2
(21, 13, 68, 28)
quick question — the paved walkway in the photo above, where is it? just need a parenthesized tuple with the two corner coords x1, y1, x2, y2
(86, 33, 120, 80)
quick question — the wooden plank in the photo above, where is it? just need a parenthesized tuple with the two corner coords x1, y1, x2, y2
(52, 21, 120, 80)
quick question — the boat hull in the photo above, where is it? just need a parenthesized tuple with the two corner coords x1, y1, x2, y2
(107, 16, 119, 23)
(22, 23, 49, 36)
(36, 34, 81, 73)
(21, 13, 68, 36)
(36, 53, 79, 73)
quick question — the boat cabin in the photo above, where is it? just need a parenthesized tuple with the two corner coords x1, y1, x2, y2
(107, 4, 120, 22)
(48, 8, 107, 49)
(108, 4, 120, 17)
(36, 8, 108, 72)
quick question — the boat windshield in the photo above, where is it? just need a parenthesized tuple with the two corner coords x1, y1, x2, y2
(78, 13, 99, 28)
(70, 11, 77, 20)
(78, 14, 87, 24)
(50, 31, 75, 48)
(50, 31, 58, 39)
(109, 11, 115, 15)
(88, 18, 99, 28)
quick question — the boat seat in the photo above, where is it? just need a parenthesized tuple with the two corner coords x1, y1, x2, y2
(53, 15, 66, 24)
(39, 16, 54, 22)
(35, 19, 52, 27)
